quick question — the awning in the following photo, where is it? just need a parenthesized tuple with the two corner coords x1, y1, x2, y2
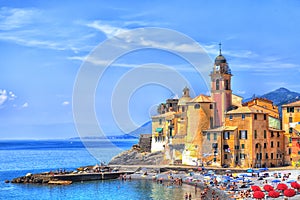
(156, 128, 163, 132)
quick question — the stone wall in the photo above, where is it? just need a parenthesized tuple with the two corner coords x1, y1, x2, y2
(139, 134, 152, 152)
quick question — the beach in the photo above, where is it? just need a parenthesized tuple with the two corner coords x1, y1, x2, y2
(117, 166, 300, 200)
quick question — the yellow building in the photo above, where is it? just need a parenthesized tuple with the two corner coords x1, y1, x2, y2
(282, 100, 300, 166)
(150, 45, 288, 168)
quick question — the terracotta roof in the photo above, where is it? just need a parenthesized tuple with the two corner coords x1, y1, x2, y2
(189, 94, 212, 103)
(226, 106, 269, 114)
(152, 112, 175, 119)
(282, 100, 300, 107)
(268, 128, 285, 132)
(203, 126, 237, 132)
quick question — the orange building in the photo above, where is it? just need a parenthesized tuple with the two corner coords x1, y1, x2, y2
(282, 100, 300, 166)
(150, 45, 288, 168)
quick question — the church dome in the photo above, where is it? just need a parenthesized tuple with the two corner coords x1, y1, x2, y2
(215, 54, 227, 66)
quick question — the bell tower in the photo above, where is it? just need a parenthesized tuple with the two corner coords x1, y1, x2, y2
(210, 43, 232, 126)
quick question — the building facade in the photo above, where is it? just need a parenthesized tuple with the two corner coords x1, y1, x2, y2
(150, 46, 288, 168)
(282, 100, 300, 166)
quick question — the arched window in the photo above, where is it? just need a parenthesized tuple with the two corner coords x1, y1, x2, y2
(194, 104, 200, 109)
(216, 79, 220, 90)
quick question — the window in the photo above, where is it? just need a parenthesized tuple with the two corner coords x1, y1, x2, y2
(264, 130, 267, 139)
(216, 79, 220, 90)
(182, 106, 185, 112)
(210, 104, 213, 109)
(264, 143, 267, 148)
(210, 117, 214, 129)
(223, 145, 230, 152)
(264, 114, 267, 120)
(235, 145, 240, 150)
(254, 130, 257, 139)
(254, 114, 257, 120)
(271, 153, 274, 159)
(289, 128, 293, 133)
(298, 151, 300, 155)
(277, 141, 280, 148)
(287, 107, 294, 113)
(255, 143, 259, 148)
(277, 154, 279, 159)
(271, 141, 274, 148)
(207, 133, 210, 140)
(240, 154, 246, 159)
(224, 131, 230, 140)
(194, 104, 200, 109)
(242, 114, 245, 120)
(271, 131, 274, 137)
(289, 117, 293, 123)
(159, 119, 162, 125)
(239, 130, 248, 139)
(277, 132, 280, 137)
(289, 148, 292, 155)
(265, 153, 268, 159)
(225, 80, 230, 90)
(229, 115, 233, 120)
(241, 144, 245, 149)
(289, 137, 292, 143)
(214, 133, 217, 140)
(224, 154, 228, 159)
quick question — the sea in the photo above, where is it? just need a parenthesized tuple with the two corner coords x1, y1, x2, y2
(0, 140, 189, 200)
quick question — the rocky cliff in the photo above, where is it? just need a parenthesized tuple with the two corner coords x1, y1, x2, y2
(108, 148, 163, 165)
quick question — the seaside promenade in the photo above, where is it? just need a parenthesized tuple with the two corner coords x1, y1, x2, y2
(111, 164, 300, 200)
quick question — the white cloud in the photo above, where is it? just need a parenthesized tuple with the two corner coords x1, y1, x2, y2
(62, 101, 70, 106)
(21, 102, 29, 108)
(0, 7, 40, 30)
(0, 7, 96, 53)
(0, 89, 17, 106)
(86, 20, 128, 38)
(0, 90, 8, 105)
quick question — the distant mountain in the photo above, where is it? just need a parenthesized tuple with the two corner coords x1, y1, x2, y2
(69, 121, 152, 140)
(244, 87, 300, 106)
(128, 121, 152, 138)
(261, 87, 300, 106)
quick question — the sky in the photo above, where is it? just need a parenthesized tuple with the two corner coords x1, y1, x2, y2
(1, 0, 300, 139)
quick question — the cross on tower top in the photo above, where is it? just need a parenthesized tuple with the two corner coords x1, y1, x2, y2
(219, 42, 222, 55)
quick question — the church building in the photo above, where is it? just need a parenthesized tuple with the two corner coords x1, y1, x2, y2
(150, 44, 285, 168)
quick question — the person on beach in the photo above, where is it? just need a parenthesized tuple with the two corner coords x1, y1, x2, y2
(188, 193, 192, 200)
(185, 192, 188, 200)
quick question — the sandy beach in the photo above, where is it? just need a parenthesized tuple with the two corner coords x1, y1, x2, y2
(120, 167, 300, 200)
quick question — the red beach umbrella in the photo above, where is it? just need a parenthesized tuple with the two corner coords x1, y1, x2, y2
(253, 191, 265, 199)
(284, 188, 296, 197)
(268, 190, 280, 198)
(251, 185, 261, 191)
(276, 183, 288, 191)
(263, 184, 274, 192)
(291, 181, 300, 189)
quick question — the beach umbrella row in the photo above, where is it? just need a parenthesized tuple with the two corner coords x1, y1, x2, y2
(268, 190, 280, 198)
(263, 184, 274, 192)
(291, 181, 300, 189)
(283, 188, 296, 197)
(253, 191, 265, 199)
(277, 183, 288, 191)
(251, 185, 261, 192)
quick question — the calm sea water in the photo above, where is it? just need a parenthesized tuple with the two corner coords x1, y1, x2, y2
(0, 140, 188, 200)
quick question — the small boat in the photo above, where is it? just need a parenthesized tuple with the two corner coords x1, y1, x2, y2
(48, 180, 72, 185)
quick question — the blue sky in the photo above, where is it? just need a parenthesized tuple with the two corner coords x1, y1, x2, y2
(1, 0, 300, 139)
